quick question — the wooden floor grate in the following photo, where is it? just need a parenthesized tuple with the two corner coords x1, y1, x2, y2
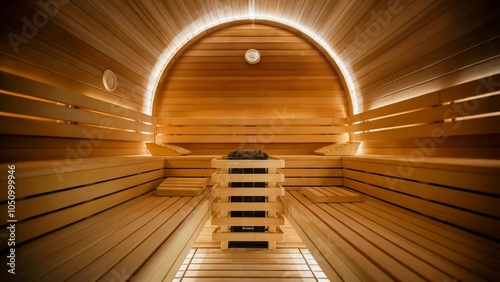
(174, 248, 329, 281)
(174, 218, 329, 281)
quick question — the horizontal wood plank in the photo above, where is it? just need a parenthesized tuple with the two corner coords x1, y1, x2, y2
(0, 116, 153, 142)
(300, 187, 362, 203)
(157, 134, 348, 144)
(157, 125, 347, 135)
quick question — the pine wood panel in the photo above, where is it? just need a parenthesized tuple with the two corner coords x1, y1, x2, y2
(158, 125, 346, 135)
(160, 117, 347, 126)
(0, 136, 150, 162)
(343, 156, 500, 240)
(6, 170, 164, 221)
(0, 156, 165, 247)
(163, 155, 344, 189)
(283, 190, 500, 281)
(350, 74, 500, 158)
(300, 187, 362, 203)
(154, 23, 347, 153)
(0, 1, 151, 113)
(0, 72, 155, 161)
(2, 0, 498, 125)
(4, 190, 213, 282)
(348, 0, 499, 112)
(176, 248, 326, 281)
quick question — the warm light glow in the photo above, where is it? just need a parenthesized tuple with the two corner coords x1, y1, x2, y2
(146, 14, 359, 115)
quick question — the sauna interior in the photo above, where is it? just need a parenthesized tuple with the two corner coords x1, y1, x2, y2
(1, 0, 499, 281)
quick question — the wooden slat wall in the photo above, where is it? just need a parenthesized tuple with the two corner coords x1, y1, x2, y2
(154, 24, 348, 154)
(348, 0, 500, 112)
(1, 1, 498, 114)
(350, 74, 500, 158)
(1, 0, 498, 159)
(342, 155, 500, 241)
(0, 0, 153, 113)
(0, 156, 165, 247)
(163, 155, 342, 189)
(0, 72, 154, 162)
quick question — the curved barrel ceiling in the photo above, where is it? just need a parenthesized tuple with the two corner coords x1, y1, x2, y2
(1, 0, 498, 116)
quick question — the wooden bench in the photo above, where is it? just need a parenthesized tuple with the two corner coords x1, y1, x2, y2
(164, 155, 343, 189)
(155, 117, 348, 155)
(282, 155, 500, 281)
(0, 156, 213, 281)
(278, 155, 344, 189)
(314, 142, 360, 156)
(299, 187, 362, 203)
(146, 143, 192, 156)
(156, 177, 208, 196)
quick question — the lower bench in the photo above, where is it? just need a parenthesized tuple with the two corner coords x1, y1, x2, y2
(0, 155, 213, 281)
(283, 191, 500, 281)
(282, 154, 500, 281)
(5, 190, 212, 281)
(157, 177, 208, 196)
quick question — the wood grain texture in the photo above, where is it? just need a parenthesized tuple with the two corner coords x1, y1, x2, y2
(154, 23, 347, 153)
(283, 189, 500, 282)
(1, 1, 498, 160)
(0, 156, 165, 247)
(1, 0, 498, 119)
(176, 248, 326, 281)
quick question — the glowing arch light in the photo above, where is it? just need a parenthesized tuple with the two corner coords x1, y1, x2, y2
(146, 14, 359, 116)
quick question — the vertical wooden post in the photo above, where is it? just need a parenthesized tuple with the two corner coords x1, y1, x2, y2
(220, 167, 229, 250)
(267, 167, 277, 249)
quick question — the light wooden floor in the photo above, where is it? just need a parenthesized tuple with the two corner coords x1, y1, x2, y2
(174, 218, 329, 281)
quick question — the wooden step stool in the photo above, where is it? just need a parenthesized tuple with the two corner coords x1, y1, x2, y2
(156, 177, 207, 196)
(300, 187, 362, 203)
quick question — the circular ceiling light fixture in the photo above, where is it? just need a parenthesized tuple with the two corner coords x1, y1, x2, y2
(244, 49, 260, 64)
(102, 69, 117, 91)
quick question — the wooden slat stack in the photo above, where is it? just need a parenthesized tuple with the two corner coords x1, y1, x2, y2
(156, 177, 207, 197)
(300, 187, 362, 203)
(146, 143, 191, 156)
(314, 142, 361, 156)
(0, 72, 155, 162)
(210, 157, 286, 249)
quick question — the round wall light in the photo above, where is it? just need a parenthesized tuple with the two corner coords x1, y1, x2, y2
(102, 69, 117, 91)
(244, 49, 260, 64)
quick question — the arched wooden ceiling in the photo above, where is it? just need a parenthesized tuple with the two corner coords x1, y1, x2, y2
(154, 23, 348, 119)
(1, 0, 498, 116)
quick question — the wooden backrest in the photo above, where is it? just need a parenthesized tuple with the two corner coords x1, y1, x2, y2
(164, 155, 343, 189)
(0, 71, 155, 161)
(278, 155, 343, 188)
(156, 117, 348, 155)
(343, 155, 500, 241)
(0, 156, 165, 249)
(153, 23, 349, 156)
(350, 74, 500, 158)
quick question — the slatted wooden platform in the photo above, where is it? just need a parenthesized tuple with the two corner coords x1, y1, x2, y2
(157, 177, 208, 196)
(283, 156, 500, 281)
(299, 187, 362, 203)
(146, 143, 192, 156)
(1, 191, 213, 281)
(0, 155, 216, 281)
(278, 155, 343, 188)
(0, 156, 165, 246)
(314, 142, 360, 156)
(163, 155, 343, 189)
(284, 190, 500, 282)
(175, 248, 328, 282)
